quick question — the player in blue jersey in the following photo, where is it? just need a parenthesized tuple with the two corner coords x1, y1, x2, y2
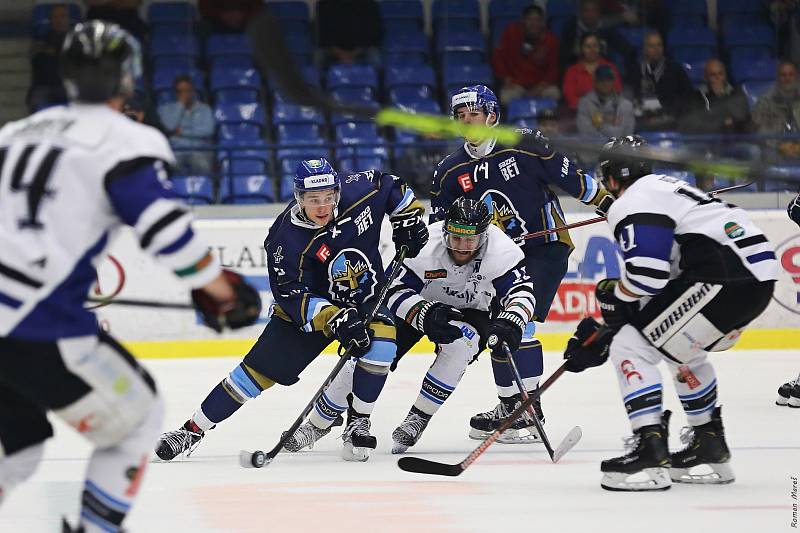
(431, 85, 614, 439)
(155, 158, 428, 462)
(563, 135, 777, 491)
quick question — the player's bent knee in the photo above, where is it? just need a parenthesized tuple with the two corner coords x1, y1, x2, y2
(223, 363, 274, 405)
(609, 325, 662, 366)
(356, 359, 390, 376)
(0, 443, 45, 504)
(438, 321, 481, 368)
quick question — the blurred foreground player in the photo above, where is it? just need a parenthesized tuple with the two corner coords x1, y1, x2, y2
(430, 85, 614, 439)
(156, 158, 428, 462)
(0, 22, 259, 532)
(779, 195, 800, 407)
(564, 135, 777, 491)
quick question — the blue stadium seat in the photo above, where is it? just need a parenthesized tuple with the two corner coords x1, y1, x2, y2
(546, 0, 578, 17)
(717, 0, 765, 17)
(277, 123, 325, 145)
(222, 158, 267, 176)
(618, 27, 652, 50)
(331, 86, 378, 106)
(681, 60, 707, 85)
(668, 27, 717, 50)
(432, 0, 480, 21)
(279, 175, 296, 201)
(731, 57, 778, 84)
(326, 64, 379, 91)
(153, 67, 204, 92)
(148, 2, 196, 22)
(435, 17, 480, 33)
(213, 88, 257, 104)
(506, 97, 558, 122)
(728, 46, 773, 64)
(435, 31, 486, 55)
(266, 1, 310, 22)
(383, 30, 429, 65)
(396, 98, 442, 115)
(385, 64, 436, 91)
(150, 34, 199, 59)
(214, 103, 266, 128)
(170, 176, 214, 204)
(335, 122, 379, 145)
(547, 15, 572, 38)
(272, 101, 325, 126)
(205, 34, 251, 60)
(442, 63, 493, 94)
(218, 123, 262, 143)
(671, 47, 714, 67)
(489, 0, 530, 20)
(150, 22, 195, 37)
(152, 55, 197, 72)
(389, 86, 437, 106)
(32, 3, 82, 37)
(380, 0, 424, 21)
(338, 155, 388, 174)
(210, 55, 255, 72)
(220, 175, 275, 204)
(722, 24, 775, 51)
(284, 32, 314, 63)
(666, 0, 707, 26)
(209, 68, 261, 101)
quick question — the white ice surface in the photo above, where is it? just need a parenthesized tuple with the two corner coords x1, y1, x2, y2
(1, 350, 798, 533)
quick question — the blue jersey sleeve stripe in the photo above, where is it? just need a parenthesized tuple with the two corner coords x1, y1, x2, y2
(392, 188, 415, 215)
(624, 275, 662, 295)
(626, 262, 670, 280)
(156, 227, 194, 255)
(105, 158, 177, 227)
(746, 251, 776, 264)
(0, 290, 22, 309)
(580, 174, 597, 202)
(388, 290, 415, 315)
(621, 225, 674, 262)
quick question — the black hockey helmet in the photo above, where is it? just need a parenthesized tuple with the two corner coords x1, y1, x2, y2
(443, 197, 491, 254)
(60, 20, 142, 103)
(598, 135, 653, 190)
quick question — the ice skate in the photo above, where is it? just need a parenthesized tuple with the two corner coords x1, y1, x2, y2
(670, 406, 735, 484)
(391, 407, 432, 454)
(154, 420, 206, 461)
(600, 411, 672, 492)
(282, 415, 343, 452)
(342, 409, 377, 462)
(469, 394, 544, 444)
(776, 378, 800, 407)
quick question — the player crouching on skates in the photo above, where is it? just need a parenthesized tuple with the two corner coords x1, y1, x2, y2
(156, 158, 428, 462)
(385, 197, 538, 452)
(563, 135, 777, 491)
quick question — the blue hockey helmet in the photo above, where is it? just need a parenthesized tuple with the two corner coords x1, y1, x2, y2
(450, 85, 500, 124)
(293, 157, 340, 208)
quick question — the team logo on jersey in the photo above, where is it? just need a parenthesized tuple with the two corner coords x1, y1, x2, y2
(316, 244, 331, 262)
(457, 173, 473, 192)
(424, 269, 448, 279)
(724, 221, 745, 239)
(480, 190, 527, 237)
(328, 248, 377, 303)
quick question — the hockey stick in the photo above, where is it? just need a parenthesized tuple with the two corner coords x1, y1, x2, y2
(85, 297, 194, 310)
(397, 361, 570, 476)
(246, 11, 800, 183)
(501, 342, 582, 463)
(240, 245, 409, 468)
(511, 181, 754, 244)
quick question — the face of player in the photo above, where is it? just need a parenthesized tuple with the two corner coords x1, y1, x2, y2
(455, 108, 498, 144)
(445, 234, 483, 265)
(299, 189, 338, 225)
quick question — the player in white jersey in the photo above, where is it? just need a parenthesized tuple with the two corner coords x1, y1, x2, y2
(386, 197, 538, 452)
(777, 196, 800, 407)
(563, 135, 777, 491)
(0, 22, 260, 532)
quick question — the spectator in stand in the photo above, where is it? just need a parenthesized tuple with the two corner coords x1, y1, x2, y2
(27, 4, 71, 111)
(559, 0, 634, 75)
(85, 0, 147, 42)
(629, 30, 694, 131)
(492, 4, 560, 104)
(317, 0, 382, 66)
(157, 75, 216, 176)
(563, 32, 623, 110)
(679, 59, 752, 134)
(577, 64, 635, 139)
(199, 0, 263, 34)
(754, 60, 800, 161)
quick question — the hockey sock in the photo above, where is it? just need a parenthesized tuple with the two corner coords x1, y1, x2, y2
(308, 358, 355, 429)
(198, 363, 274, 427)
(491, 339, 543, 398)
(670, 358, 718, 426)
(609, 350, 664, 430)
(350, 362, 388, 415)
(412, 335, 473, 415)
(80, 398, 162, 533)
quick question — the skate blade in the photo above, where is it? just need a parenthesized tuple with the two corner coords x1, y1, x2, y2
(789, 397, 800, 408)
(776, 396, 789, 406)
(601, 467, 672, 492)
(670, 462, 735, 484)
(468, 427, 543, 444)
(342, 442, 372, 462)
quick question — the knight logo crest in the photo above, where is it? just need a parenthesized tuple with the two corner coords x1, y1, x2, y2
(480, 190, 527, 237)
(328, 248, 377, 303)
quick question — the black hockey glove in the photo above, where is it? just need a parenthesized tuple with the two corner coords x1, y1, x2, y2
(594, 194, 615, 217)
(788, 193, 800, 228)
(486, 312, 527, 356)
(563, 317, 615, 373)
(192, 270, 262, 333)
(413, 302, 464, 345)
(595, 278, 636, 331)
(391, 211, 429, 258)
(327, 307, 371, 357)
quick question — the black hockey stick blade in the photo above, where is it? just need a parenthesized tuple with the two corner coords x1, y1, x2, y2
(397, 456, 465, 477)
(551, 426, 582, 463)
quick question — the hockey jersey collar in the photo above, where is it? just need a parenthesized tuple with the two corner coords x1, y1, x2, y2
(463, 137, 497, 159)
(289, 203, 339, 229)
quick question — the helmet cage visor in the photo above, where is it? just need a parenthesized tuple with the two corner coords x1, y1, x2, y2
(443, 221, 488, 253)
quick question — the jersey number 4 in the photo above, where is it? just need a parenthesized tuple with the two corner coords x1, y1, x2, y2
(0, 144, 63, 229)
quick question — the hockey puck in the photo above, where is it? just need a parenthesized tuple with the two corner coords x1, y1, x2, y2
(251, 450, 266, 468)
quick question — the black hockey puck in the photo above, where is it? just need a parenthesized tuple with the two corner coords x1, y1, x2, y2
(251, 450, 266, 468)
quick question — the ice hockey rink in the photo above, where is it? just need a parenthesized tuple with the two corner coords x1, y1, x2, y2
(0, 349, 797, 533)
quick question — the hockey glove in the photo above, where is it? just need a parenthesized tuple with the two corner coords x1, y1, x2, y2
(788, 193, 800, 228)
(563, 317, 615, 373)
(595, 278, 636, 331)
(192, 270, 262, 333)
(594, 194, 615, 217)
(486, 312, 527, 356)
(391, 211, 429, 258)
(327, 307, 371, 357)
(411, 302, 464, 345)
